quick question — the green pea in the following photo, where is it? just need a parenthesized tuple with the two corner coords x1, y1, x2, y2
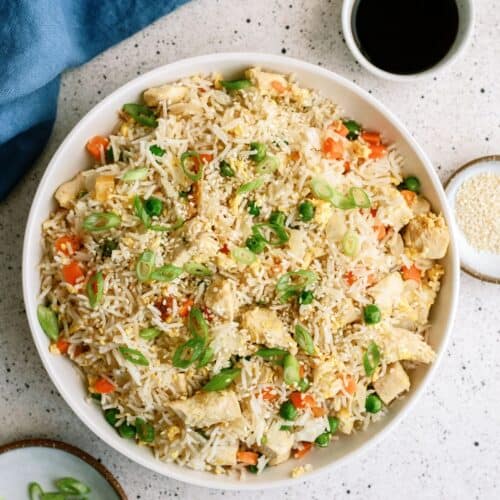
(298, 378, 310, 392)
(314, 432, 331, 448)
(118, 422, 136, 439)
(37, 305, 59, 341)
(249, 142, 267, 163)
(328, 416, 339, 434)
(246, 235, 266, 254)
(219, 160, 235, 177)
(136, 417, 155, 443)
(248, 200, 261, 216)
(364, 304, 381, 324)
(144, 197, 163, 217)
(149, 144, 165, 157)
(403, 176, 421, 193)
(269, 210, 286, 227)
(104, 408, 119, 427)
(279, 400, 298, 421)
(298, 290, 314, 305)
(298, 200, 315, 221)
(365, 394, 383, 413)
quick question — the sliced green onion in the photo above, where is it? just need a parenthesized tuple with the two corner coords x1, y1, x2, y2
(197, 347, 214, 368)
(254, 348, 288, 365)
(139, 327, 161, 340)
(39, 492, 66, 500)
(82, 212, 121, 232)
(221, 79, 252, 90)
(268, 210, 286, 227)
(202, 367, 241, 391)
(37, 305, 59, 341)
(173, 337, 205, 368)
(133, 195, 151, 227)
(219, 160, 235, 177)
(341, 230, 360, 257)
(294, 324, 315, 355)
(276, 270, 317, 302)
(237, 177, 264, 194)
(188, 307, 209, 340)
(283, 353, 300, 385)
(150, 218, 185, 232)
(249, 142, 267, 162)
(29, 482, 44, 500)
(231, 246, 257, 265)
(299, 290, 314, 305)
(245, 234, 267, 254)
(298, 378, 310, 392)
(136, 250, 155, 282)
(331, 190, 356, 210)
(135, 417, 155, 443)
(256, 155, 279, 174)
(104, 408, 119, 426)
(55, 477, 90, 495)
(183, 262, 212, 277)
(149, 144, 165, 157)
(180, 151, 203, 181)
(310, 178, 335, 201)
(150, 264, 183, 282)
(119, 346, 149, 366)
(247, 200, 261, 216)
(252, 223, 289, 246)
(118, 422, 136, 439)
(122, 167, 148, 181)
(349, 187, 371, 208)
(363, 341, 381, 377)
(343, 119, 361, 140)
(100, 238, 119, 257)
(86, 271, 104, 308)
(122, 103, 158, 128)
(144, 197, 163, 217)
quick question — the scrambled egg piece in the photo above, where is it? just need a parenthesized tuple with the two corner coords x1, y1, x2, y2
(403, 213, 450, 259)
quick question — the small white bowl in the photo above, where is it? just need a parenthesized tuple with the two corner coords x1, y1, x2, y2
(22, 53, 459, 489)
(341, 0, 475, 81)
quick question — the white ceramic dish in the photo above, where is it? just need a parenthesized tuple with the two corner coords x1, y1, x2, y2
(22, 53, 460, 490)
(445, 155, 500, 284)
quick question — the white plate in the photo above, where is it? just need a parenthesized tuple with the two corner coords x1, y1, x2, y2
(22, 53, 460, 490)
(445, 155, 500, 283)
(0, 439, 126, 500)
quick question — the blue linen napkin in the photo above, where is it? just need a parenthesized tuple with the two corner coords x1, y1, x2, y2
(0, 0, 189, 200)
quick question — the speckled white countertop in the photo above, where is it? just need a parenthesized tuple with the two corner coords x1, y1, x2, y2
(1, 1, 499, 499)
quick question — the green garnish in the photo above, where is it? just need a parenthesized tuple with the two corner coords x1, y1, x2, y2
(298, 290, 314, 305)
(144, 197, 163, 217)
(100, 238, 118, 257)
(342, 119, 361, 140)
(247, 465, 259, 474)
(150, 264, 183, 282)
(341, 230, 360, 257)
(247, 200, 261, 216)
(283, 353, 300, 385)
(105, 147, 114, 163)
(328, 416, 340, 434)
(37, 305, 59, 341)
(82, 212, 121, 232)
(399, 175, 421, 193)
(139, 327, 161, 341)
(122, 167, 148, 181)
(220, 79, 252, 90)
(237, 177, 265, 194)
(119, 346, 149, 366)
(279, 400, 298, 421)
(363, 304, 381, 325)
(150, 218, 185, 232)
(219, 160, 235, 177)
(136, 417, 155, 443)
(310, 177, 336, 202)
(254, 348, 288, 364)
(256, 155, 279, 175)
(268, 210, 286, 227)
(314, 432, 331, 448)
(173, 337, 205, 369)
(251, 223, 289, 246)
(133, 196, 151, 227)
(180, 151, 203, 181)
(298, 378, 310, 392)
(294, 324, 315, 355)
(365, 394, 382, 413)
(298, 200, 315, 221)
(104, 408, 119, 426)
(188, 307, 209, 340)
(28, 482, 44, 500)
(276, 270, 317, 303)
(86, 271, 104, 308)
(349, 187, 371, 208)
(197, 347, 214, 368)
(245, 234, 267, 254)
(249, 142, 267, 163)
(135, 250, 155, 282)
(310, 178, 371, 210)
(122, 103, 158, 128)
(118, 422, 136, 438)
(363, 341, 381, 377)
(150, 144, 166, 156)
(231, 246, 257, 265)
(183, 262, 212, 277)
(55, 477, 91, 495)
(202, 367, 241, 391)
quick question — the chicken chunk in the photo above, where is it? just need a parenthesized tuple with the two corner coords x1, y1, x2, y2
(313, 357, 345, 399)
(376, 185, 414, 231)
(143, 84, 188, 107)
(367, 272, 404, 315)
(169, 390, 241, 428)
(241, 307, 297, 354)
(207, 438, 238, 466)
(403, 213, 449, 259)
(168, 102, 204, 115)
(377, 326, 435, 365)
(412, 195, 431, 216)
(204, 277, 238, 320)
(373, 362, 410, 405)
(261, 422, 294, 465)
(171, 224, 219, 267)
(246, 68, 288, 95)
(54, 172, 86, 208)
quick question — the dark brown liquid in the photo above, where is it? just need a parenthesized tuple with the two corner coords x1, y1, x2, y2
(353, 0, 459, 75)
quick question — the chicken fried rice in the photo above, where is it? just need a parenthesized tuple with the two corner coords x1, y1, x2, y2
(37, 67, 450, 477)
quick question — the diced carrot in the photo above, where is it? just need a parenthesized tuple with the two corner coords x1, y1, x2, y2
(344, 271, 357, 286)
(54, 235, 82, 256)
(343, 161, 351, 174)
(93, 377, 115, 394)
(289, 150, 301, 162)
(311, 406, 326, 418)
(261, 386, 279, 402)
(271, 80, 287, 93)
(322, 137, 344, 160)
(400, 189, 416, 206)
(373, 221, 387, 241)
(369, 144, 387, 159)
(370, 207, 378, 218)
(86, 136, 109, 161)
(62, 261, 84, 285)
(56, 338, 69, 354)
(73, 344, 88, 357)
(290, 391, 316, 409)
(328, 120, 349, 137)
(293, 442, 312, 459)
(402, 264, 421, 283)
(361, 131, 381, 146)
(219, 244, 230, 255)
(179, 298, 194, 318)
(343, 375, 357, 395)
(236, 451, 259, 465)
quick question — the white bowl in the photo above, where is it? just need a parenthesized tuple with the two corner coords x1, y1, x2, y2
(23, 53, 460, 490)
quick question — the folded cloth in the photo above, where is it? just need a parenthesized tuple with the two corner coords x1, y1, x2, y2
(0, 0, 189, 200)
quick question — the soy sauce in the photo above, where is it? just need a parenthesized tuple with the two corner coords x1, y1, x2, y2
(353, 0, 459, 75)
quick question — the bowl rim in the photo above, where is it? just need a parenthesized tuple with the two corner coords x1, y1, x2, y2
(22, 52, 460, 490)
